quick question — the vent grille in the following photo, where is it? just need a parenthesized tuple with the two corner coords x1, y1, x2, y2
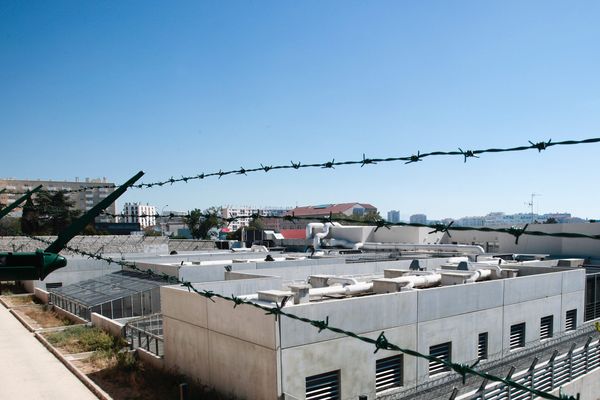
(429, 342, 451, 376)
(376, 355, 403, 393)
(306, 370, 340, 400)
(510, 323, 526, 350)
(478, 332, 488, 360)
(566, 309, 577, 331)
(540, 315, 553, 340)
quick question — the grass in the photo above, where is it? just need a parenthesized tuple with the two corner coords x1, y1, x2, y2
(46, 325, 236, 399)
(45, 325, 125, 354)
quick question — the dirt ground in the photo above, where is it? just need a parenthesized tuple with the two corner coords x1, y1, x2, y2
(13, 304, 73, 329)
(0, 294, 37, 307)
(73, 357, 231, 400)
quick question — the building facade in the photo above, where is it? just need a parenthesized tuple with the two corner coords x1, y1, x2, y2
(409, 214, 427, 224)
(221, 206, 291, 232)
(387, 210, 400, 223)
(160, 258, 587, 400)
(0, 177, 116, 222)
(122, 203, 157, 229)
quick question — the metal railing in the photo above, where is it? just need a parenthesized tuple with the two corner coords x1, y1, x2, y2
(379, 323, 599, 400)
(124, 313, 164, 357)
(456, 337, 599, 400)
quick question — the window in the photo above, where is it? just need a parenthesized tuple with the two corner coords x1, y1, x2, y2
(305, 370, 340, 400)
(376, 355, 403, 393)
(540, 316, 553, 340)
(510, 323, 526, 350)
(429, 342, 451, 376)
(566, 309, 577, 331)
(46, 282, 63, 289)
(478, 332, 488, 360)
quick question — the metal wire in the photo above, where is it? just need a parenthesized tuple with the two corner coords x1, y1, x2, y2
(5, 137, 600, 194)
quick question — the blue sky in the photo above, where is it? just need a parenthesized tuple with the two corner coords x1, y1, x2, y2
(2, 0, 600, 220)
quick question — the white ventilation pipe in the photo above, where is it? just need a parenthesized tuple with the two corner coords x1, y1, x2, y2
(306, 223, 324, 240)
(389, 273, 442, 290)
(463, 261, 504, 279)
(313, 223, 332, 249)
(326, 276, 359, 286)
(361, 243, 485, 255)
(464, 268, 493, 283)
(309, 282, 374, 298)
(321, 238, 364, 250)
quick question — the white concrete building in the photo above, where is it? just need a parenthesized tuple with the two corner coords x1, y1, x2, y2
(122, 202, 156, 229)
(158, 252, 592, 400)
(221, 205, 290, 231)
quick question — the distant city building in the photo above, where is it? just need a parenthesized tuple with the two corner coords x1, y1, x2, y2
(409, 214, 427, 224)
(387, 210, 400, 223)
(453, 212, 582, 228)
(221, 206, 291, 232)
(283, 203, 378, 229)
(0, 177, 116, 222)
(160, 210, 189, 237)
(122, 203, 156, 229)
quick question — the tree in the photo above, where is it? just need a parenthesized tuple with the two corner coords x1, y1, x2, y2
(20, 197, 39, 235)
(185, 207, 225, 239)
(332, 211, 383, 225)
(20, 190, 81, 235)
(247, 216, 265, 231)
(0, 217, 22, 236)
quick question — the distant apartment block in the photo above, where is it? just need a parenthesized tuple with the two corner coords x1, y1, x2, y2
(387, 210, 400, 223)
(221, 206, 291, 232)
(409, 213, 427, 224)
(0, 177, 116, 222)
(453, 212, 583, 228)
(122, 203, 157, 229)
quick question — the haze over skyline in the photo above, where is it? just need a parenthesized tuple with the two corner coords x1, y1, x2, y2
(2, 1, 600, 220)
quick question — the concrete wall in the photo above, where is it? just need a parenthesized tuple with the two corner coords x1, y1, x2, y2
(91, 312, 124, 338)
(162, 287, 280, 399)
(549, 364, 600, 399)
(443, 223, 600, 258)
(34, 287, 49, 304)
(136, 347, 165, 370)
(0, 235, 169, 254)
(168, 239, 215, 252)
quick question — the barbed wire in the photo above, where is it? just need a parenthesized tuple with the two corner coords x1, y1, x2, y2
(27, 235, 579, 400)
(97, 210, 600, 244)
(5, 137, 600, 195)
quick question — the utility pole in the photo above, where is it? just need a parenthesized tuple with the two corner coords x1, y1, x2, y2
(525, 193, 541, 222)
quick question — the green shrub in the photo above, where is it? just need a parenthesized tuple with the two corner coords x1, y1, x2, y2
(46, 326, 117, 353)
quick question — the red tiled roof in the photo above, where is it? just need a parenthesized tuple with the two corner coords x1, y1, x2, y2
(280, 229, 307, 239)
(285, 203, 377, 217)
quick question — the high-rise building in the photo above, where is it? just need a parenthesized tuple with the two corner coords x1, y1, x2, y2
(387, 210, 400, 223)
(0, 177, 116, 222)
(409, 213, 427, 224)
